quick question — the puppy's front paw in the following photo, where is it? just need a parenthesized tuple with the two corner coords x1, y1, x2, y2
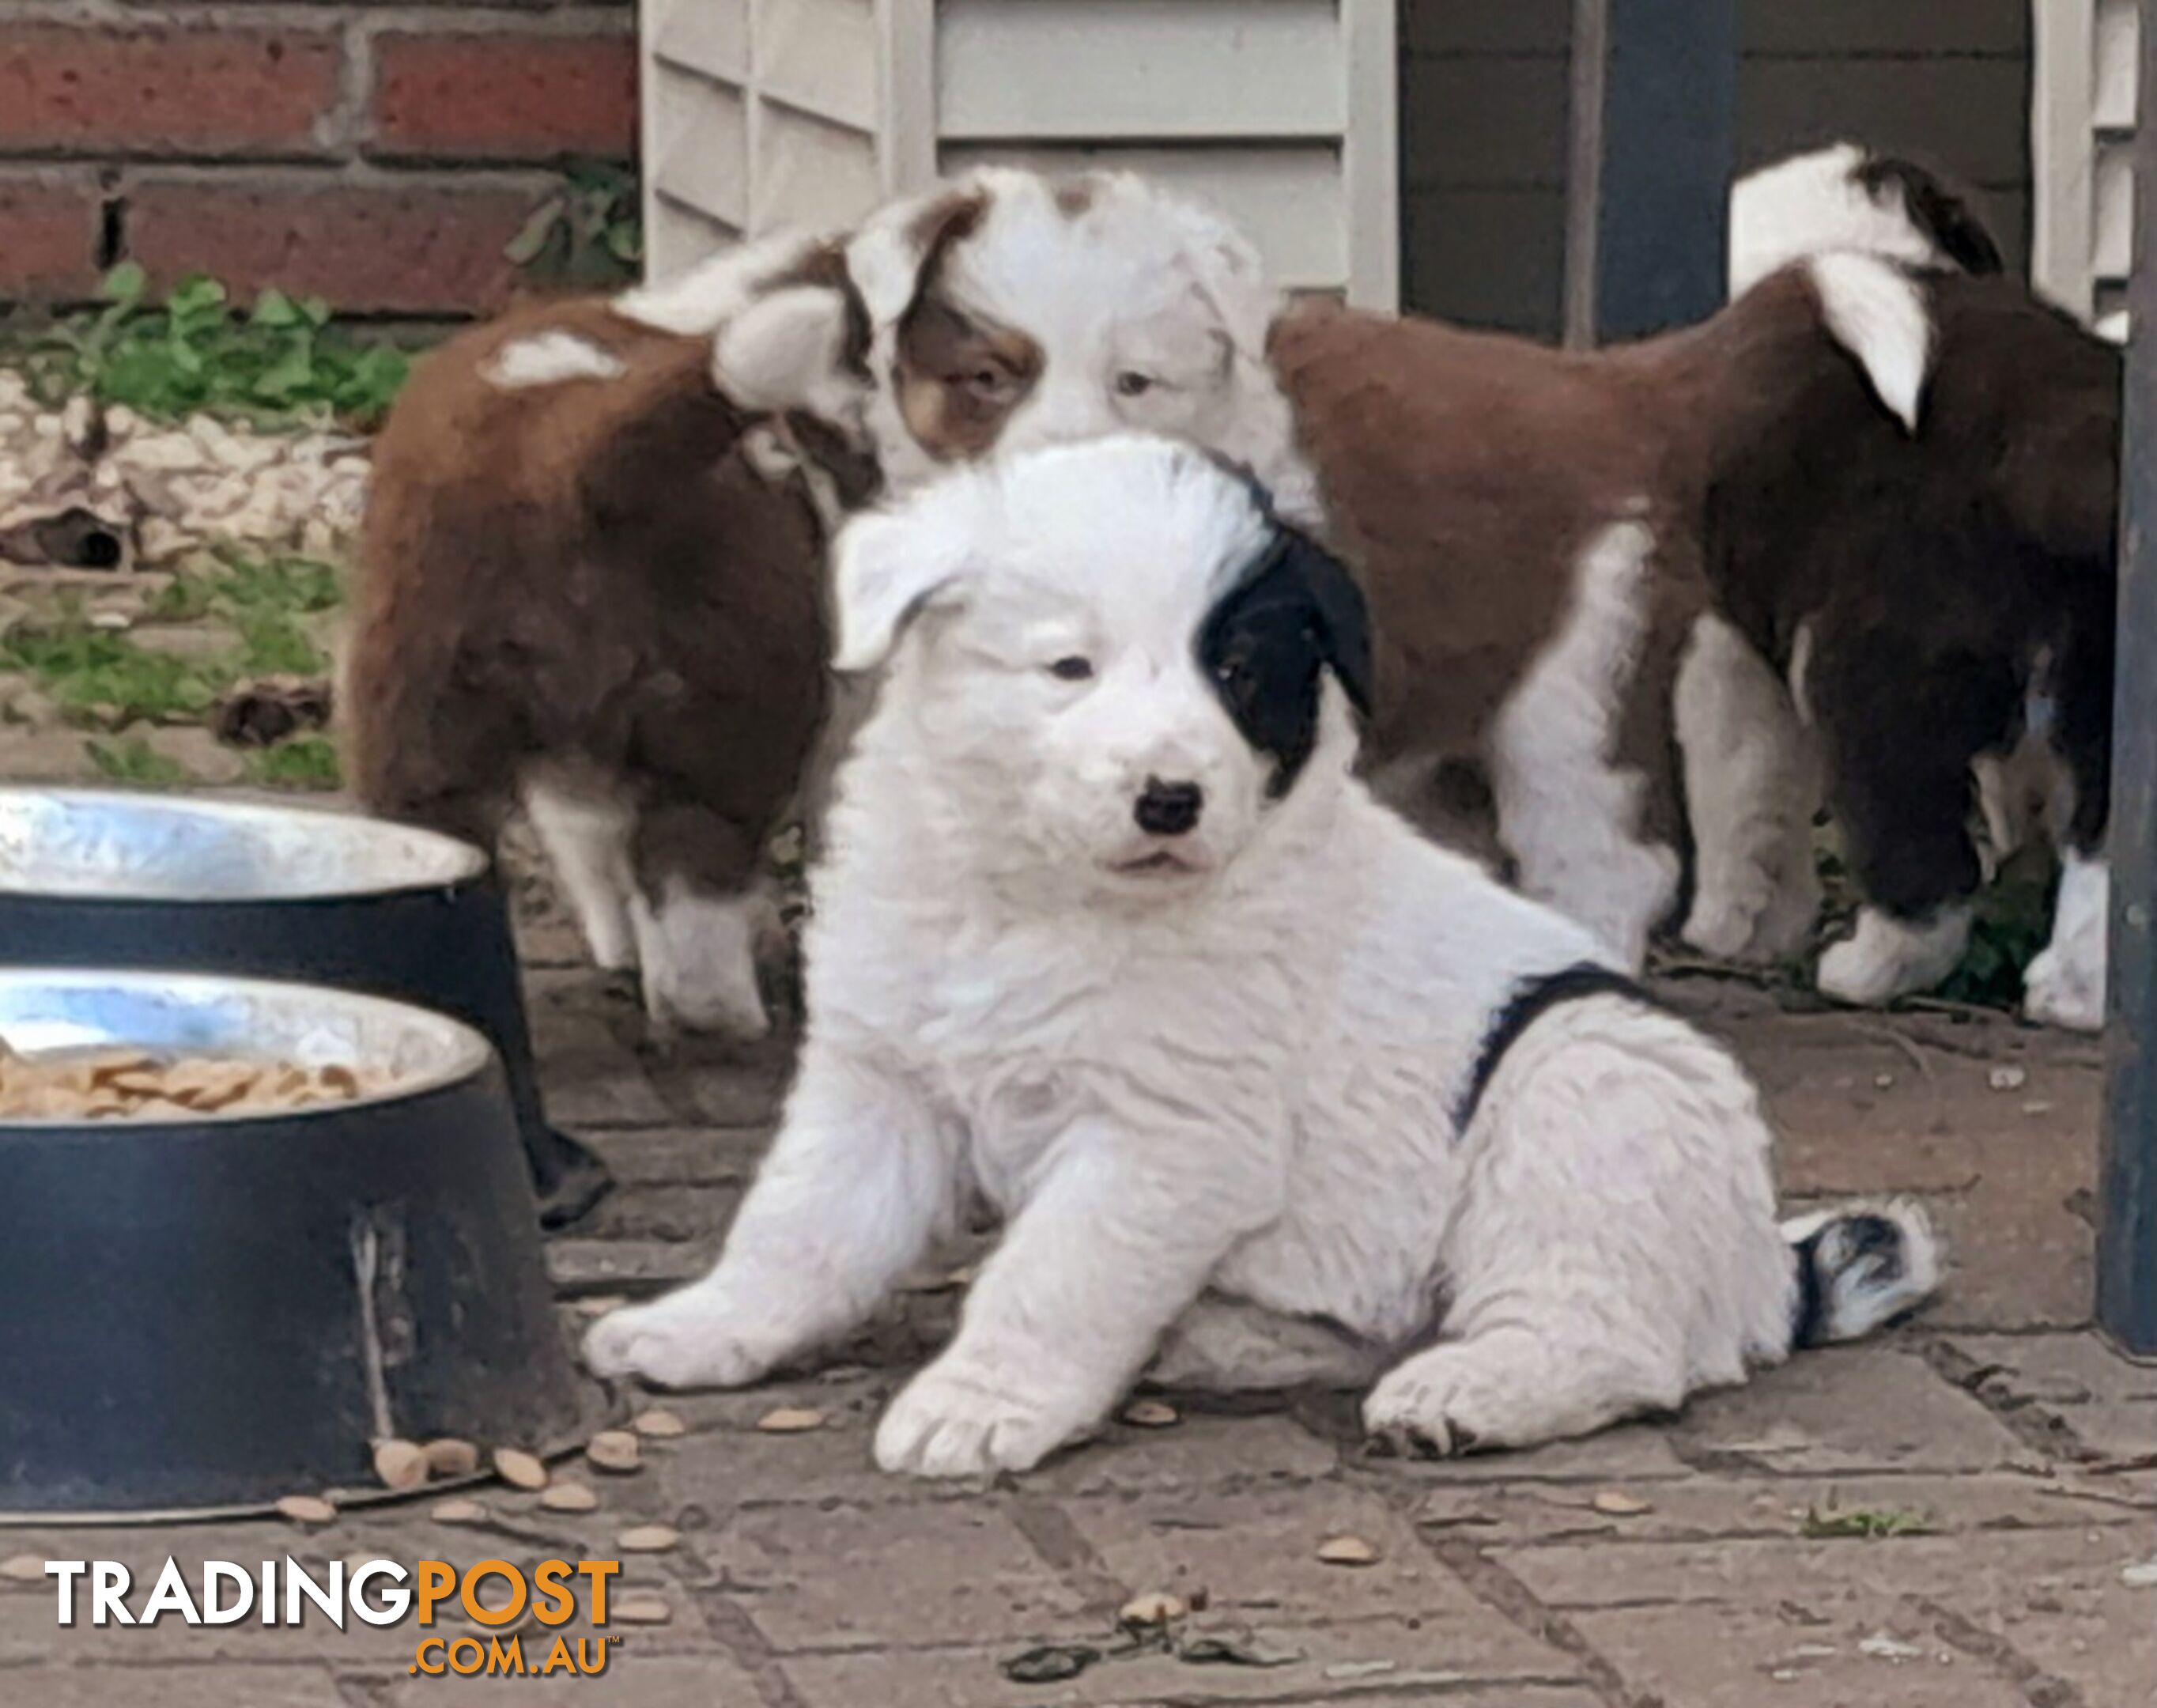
(2022, 945, 2105, 1033)
(1362, 1357, 1481, 1459)
(874, 1362, 1081, 1479)
(580, 1289, 781, 1390)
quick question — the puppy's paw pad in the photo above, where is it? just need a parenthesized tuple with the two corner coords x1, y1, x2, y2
(874, 1368, 1071, 1479)
(580, 1296, 775, 1390)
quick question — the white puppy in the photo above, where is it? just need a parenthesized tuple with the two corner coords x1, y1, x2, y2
(585, 437, 1941, 1476)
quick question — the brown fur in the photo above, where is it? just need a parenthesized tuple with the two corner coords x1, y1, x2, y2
(890, 193, 1046, 461)
(343, 297, 830, 897)
(1266, 300, 1747, 859)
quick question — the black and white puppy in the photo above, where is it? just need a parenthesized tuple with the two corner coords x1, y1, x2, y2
(585, 436, 1940, 1476)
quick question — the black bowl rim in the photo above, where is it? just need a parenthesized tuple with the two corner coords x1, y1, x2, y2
(0, 787, 490, 905)
(0, 965, 499, 1128)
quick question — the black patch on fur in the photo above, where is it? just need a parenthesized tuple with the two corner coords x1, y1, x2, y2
(1197, 523, 1373, 798)
(1853, 154, 2005, 278)
(1456, 962, 1664, 1132)
(1789, 1227, 1830, 1349)
(1789, 1212, 1906, 1349)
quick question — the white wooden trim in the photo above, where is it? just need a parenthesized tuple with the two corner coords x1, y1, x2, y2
(641, 0, 1401, 304)
(1341, 0, 1400, 311)
(881, 0, 939, 195)
(2032, 0, 2101, 318)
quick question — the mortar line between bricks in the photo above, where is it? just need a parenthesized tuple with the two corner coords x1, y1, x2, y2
(1921, 1336, 2094, 1462)
(334, 1673, 393, 1708)
(1415, 1532, 1634, 1708)
(1150, 1676, 1598, 1708)
(1907, 1592, 2091, 1708)
(1007, 1494, 1131, 1615)
(692, 1592, 812, 1708)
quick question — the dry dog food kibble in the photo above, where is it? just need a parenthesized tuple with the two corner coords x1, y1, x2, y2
(0, 1044, 391, 1120)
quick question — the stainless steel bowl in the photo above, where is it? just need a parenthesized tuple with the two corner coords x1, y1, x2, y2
(0, 969, 588, 1517)
(0, 966, 490, 1118)
(0, 788, 610, 1226)
(0, 788, 486, 901)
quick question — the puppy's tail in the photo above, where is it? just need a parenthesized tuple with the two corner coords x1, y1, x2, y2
(1805, 252, 1933, 433)
(1782, 1198, 1941, 1349)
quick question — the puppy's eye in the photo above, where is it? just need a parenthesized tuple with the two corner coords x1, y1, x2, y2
(961, 366, 1011, 398)
(1113, 371, 1158, 399)
(1047, 656, 1095, 682)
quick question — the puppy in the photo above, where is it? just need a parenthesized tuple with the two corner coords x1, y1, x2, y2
(1695, 267, 2120, 1027)
(584, 436, 1939, 1475)
(345, 232, 878, 1038)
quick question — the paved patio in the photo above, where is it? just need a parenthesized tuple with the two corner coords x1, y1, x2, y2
(2, 875, 2153, 1707)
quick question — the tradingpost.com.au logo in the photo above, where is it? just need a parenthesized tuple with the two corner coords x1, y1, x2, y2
(46, 1555, 626, 1678)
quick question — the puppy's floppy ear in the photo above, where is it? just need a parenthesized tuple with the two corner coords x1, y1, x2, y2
(845, 182, 989, 329)
(829, 491, 976, 673)
(1161, 195, 1281, 364)
(714, 283, 870, 429)
(1281, 530, 1374, 715)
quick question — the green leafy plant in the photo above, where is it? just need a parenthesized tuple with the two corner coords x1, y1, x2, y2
(244, 735, 340, 792)
(85, 735, 189, 788)
(507, 164, 644, 289)
(1801, 1502, 1932, 1540)
(0, 607, 221, 727)
(1937, 850, 2057, 1009)
(9, 266, 410, 429)
(0, 554, 339, 743)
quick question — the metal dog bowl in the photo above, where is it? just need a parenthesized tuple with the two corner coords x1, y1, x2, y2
(0, 789, 609, 1226)
(0, 970, 587, 1517)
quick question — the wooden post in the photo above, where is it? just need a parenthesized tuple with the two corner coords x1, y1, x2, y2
(2097, 0, 2157, 1356)
(1563, 0, 1739, 346)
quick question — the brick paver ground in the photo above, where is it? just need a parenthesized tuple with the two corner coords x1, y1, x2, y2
(2, 876, 2152, 1706)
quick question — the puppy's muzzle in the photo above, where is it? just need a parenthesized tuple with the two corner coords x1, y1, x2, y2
(1134, 778, 1205, 837)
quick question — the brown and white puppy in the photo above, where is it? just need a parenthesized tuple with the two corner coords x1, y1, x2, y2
(343, 232, 878, 1040)
(1678, 148, 2120, 1030)
(1690, 269, 2118, 1028)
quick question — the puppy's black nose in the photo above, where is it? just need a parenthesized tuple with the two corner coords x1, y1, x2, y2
(1134, 778, 1204, 837)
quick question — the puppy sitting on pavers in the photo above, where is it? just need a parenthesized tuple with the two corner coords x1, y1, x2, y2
(584, 436, 1940, 1475)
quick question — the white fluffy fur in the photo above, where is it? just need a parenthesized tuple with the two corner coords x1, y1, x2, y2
(483, 332, 627, 391)
(521, 772, 774, 1038)
(1728, 143, 1951, 298)
(2024, 851, 2108, 1032)
(1489, 516, 1681, 968)
(584, 438, 1940, 1476)
(844, 169, 1314, 516)
(1817, 904, 1974, 1007)
(614, 229, 837, 335)
(712, 285, 867, 429)
(629, 880, 774, 1041)
(1805, 251, 1932, 432)
(521, 774, 637, 972)
(1675, 614, 1823, 962)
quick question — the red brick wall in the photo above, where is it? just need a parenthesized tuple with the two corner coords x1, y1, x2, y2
(0, 6, 637, 316)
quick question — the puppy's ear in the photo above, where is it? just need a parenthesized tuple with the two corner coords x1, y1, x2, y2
(1282, 531, 1374, 715)
(829, 496, 974, 673)
(714, 284, 871, 430)
(1167, 198, 1281, 364)
(845, 184, 989, 329)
